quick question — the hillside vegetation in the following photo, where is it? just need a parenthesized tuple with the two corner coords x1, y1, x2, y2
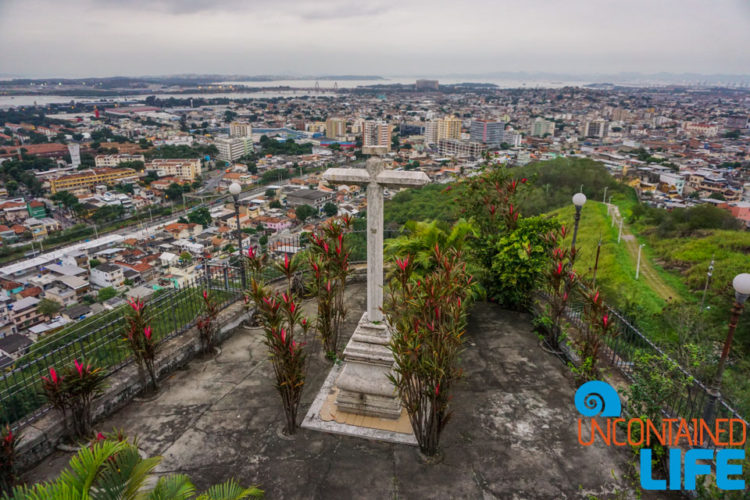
(384, 158, 750, 414)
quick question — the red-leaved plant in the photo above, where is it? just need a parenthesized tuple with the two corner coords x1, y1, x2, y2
(122, 297, 158, 391)
(246, 253, 310, 435)
(539, 225, 578, 352)
(577, 287, 618, 381)
(41, 360, 106, 439)
(307, 216, 352, 357)
(384, 245, 472, 457)
(0, 424, 20, 494)
(197, 289, 220, 354)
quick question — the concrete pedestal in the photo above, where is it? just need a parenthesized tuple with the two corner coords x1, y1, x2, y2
(334, 312, 401, 419)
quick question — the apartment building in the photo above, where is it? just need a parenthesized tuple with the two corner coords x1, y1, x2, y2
(9, 296, 43, 331)
(50, 168, 139, 194)
(229, 121, 253, 138)
(325, 118, 347, 138)
(90, 263, 125, 290)
(530, 118, 555, 137)
(149, 158, 202, 181)
(215, 137, 254, 162)
(425, 117, 462, 145)
(469, 120, 504, 145)
(362, 121, 393, 153)
(437, 139, 487, 158)
(94, 154, 146, 168)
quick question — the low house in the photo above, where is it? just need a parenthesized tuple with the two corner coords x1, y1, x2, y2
(56, 275, 90, 297)
(90, 263, 125, 290)
(9, 297, 43, 331)
(0, 334, 33, 360)
(44, 286, 77, 308)
(285, 189, 334, 209)
(62, 304, 92, 321)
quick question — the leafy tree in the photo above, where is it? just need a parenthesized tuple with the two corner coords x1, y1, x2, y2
(489, 216, 560, 308)
(323, 202, 338, 217)
(329, 143, 341, 152)
(51, 191, 79, 209)
(258, 135, 312, 156)
(37, 298, 62, 317)
(118, 160, 145, 171)
(224, 110, 237, 122)
(97, 287, 117, 302)
(92, 205, 124, 222)
(269, 200, 282, 209)
(259, 235, 268, 246)
(187, 207, 212, 227)
(295, 204, 317, 222)
(265, 188, 276, 198)
(179, 251, 193, 263)
(89, 259, 101, 268)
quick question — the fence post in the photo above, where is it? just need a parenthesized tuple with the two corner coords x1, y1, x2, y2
(223, 265, 229, 292)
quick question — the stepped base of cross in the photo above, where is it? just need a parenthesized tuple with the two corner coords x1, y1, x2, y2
(301, 312, 416, 445)
(334, 312, 402, 419)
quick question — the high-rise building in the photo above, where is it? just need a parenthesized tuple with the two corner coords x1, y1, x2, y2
(362, 121, 393, 153)
(531, 118, 555, 137)
(229, 121, 252, 138)
(67, 143, 81, 169)
(215, 137, 254, 163)
(583, 120, 608, 138)
(325, 118, 347, 138)
(424, 116, 462, 144)
(470, 120, 505, 145)
(416, 79, 439, 91)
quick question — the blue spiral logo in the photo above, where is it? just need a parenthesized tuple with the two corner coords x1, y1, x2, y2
(574, 381, 621, 417)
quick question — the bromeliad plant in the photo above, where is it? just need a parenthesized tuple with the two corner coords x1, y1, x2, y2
(0, 425, 20, 495)
(246, 252, 310, 435)
(123, 297, 158, 391)
(576, 288, 618, 381)
(197, 289, 220, 354)
(538, 224, 578, 352)
(384, 245, 472, 457)
(41, 360, 106, 439)
(307, 216, 352, 357)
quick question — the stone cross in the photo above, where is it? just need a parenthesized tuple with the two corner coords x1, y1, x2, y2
(323, 158, 430, 322)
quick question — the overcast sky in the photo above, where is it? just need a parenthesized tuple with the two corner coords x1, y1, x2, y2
(1, 0, 749, 78)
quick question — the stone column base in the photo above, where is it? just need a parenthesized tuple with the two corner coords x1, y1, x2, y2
(334, 312, 402, 419)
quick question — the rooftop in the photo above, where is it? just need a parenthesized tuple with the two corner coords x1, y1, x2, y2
(25, 283, 667, 498)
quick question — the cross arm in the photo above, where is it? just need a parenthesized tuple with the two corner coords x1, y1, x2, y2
(323, 168, 371, 185)
(375, 170, 430, 188)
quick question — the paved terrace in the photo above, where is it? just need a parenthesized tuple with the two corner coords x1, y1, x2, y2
(26, 283, 670, 499)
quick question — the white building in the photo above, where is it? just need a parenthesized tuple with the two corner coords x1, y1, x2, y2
(95, 154, 146, 168)
(90, 263, 125, 290)
(215, 137, 254, 162)
(229, 121, 253, 138)
(149, 158, 202, 181)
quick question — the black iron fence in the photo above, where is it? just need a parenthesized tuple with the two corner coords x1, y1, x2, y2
(0, 264, 245, 429)
(557, 289, 748, 432)
(1, 227, 405, 430)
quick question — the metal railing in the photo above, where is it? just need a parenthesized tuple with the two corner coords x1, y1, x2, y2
(0, 264, 245, 429)
(556, 289, 748, 431)
(0, 226, 402, 430)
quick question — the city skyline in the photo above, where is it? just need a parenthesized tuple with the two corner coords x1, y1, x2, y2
(1, 0, 749, 78)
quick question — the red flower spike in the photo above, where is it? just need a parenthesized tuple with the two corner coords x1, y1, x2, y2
(521, 178, 527, 183)
(203, 290, 208, 300)
(50, 367, 58, 384)
(602, 314, 609, 328)
(281, 328, 286, 344)
(435, 383, 440, 396)
(284, 253, 290, 270)
(96, 432, 105, 441)
(74, 359, 83, 377)
(144, 326, 152, 340)
(593, 291, 600, 304)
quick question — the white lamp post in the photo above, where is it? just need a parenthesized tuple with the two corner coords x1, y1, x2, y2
(571, 192, 587, 254)
(228, 182, 245, 288)
(704, 273, 750, 424)
(635, 243, 645, 280)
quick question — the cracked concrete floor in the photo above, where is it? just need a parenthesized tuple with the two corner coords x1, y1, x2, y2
(25, 283, 676, 499)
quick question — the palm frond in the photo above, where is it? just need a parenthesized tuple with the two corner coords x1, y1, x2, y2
(196, 479, 263, 500)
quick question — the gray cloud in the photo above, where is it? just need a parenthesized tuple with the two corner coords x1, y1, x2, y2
(0, 0, 748, 78)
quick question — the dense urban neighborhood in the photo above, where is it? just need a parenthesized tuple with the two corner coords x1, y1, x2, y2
(0, 82, 749, 358)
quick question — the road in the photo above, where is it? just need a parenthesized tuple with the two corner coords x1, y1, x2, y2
(608, 204, 678, 302)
